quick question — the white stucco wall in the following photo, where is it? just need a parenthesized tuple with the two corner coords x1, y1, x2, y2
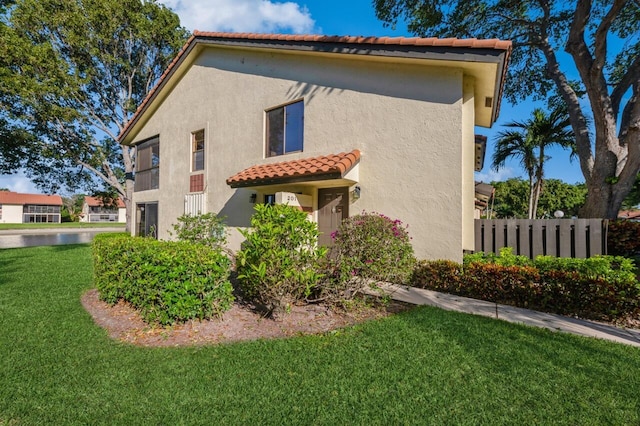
(131, 47, 473, 261)
(1, 204, 23, 223)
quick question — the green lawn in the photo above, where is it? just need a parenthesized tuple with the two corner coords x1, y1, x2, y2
(1, 245, 639, 425)
(0, 222, 125, 230)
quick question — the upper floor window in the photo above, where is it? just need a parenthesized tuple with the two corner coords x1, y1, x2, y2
(266, 100, 304, 157)
(135, 136, 159, 192)
(192, 129, 205, 172)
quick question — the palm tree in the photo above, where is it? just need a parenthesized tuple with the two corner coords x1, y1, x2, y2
(492, 107, 574, 219)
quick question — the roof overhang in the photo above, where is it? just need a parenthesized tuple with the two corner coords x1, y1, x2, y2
(227, 150, 360, 189)
(119, 33, 512, 145)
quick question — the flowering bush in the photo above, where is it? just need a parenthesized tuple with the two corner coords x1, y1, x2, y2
(325, 212, 415, 300)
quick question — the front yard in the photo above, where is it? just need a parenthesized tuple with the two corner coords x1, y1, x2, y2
(1, 244, 639, 424)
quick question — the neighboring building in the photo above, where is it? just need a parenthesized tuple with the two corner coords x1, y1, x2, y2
(80, 196, 126, 223)
(474, 182, 495, 219)
(617, 210, 640, 220)
(118, 32, 511, 261)
(0, 191, 63, 223)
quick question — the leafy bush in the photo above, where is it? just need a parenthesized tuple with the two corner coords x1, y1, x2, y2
(235, 204, 327, 316)
(170, 213, 227, 249)
(608, 220, 640, 257)
(323, 212, 416, 302)
(463, 247, 531, 267)
(330, 212, 415, 281)
(93, 235, 233, 325)
(412, 252, 640, 321)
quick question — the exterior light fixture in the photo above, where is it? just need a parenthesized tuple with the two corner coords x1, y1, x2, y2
(353, 186, 361, 200)
(554, 210, 564, 218)
(249, 193, 257, 203)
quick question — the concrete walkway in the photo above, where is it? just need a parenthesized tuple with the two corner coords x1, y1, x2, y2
(372, 283, 640, 348)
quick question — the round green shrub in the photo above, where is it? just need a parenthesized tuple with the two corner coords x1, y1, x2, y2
(235, 204, 327, 316)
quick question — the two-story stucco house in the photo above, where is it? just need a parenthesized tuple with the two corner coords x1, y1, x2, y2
(80, 196, 126, 223)
(0, 191, 63, 223)
(118, 32, 511, 261)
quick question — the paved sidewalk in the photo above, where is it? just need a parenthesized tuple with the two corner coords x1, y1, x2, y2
(372, 283, 640, 347)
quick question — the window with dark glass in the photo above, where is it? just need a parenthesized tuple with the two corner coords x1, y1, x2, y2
(134, 136, 159, 192)
(266, 100, 304, 157)
(264, 194, 276, 206)
(192, 129, 204, 171)
(136, 202, 158, 238)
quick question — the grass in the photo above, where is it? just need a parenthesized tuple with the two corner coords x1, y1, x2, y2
(1, 245, 640, 425)
(0, 222, 125, 230)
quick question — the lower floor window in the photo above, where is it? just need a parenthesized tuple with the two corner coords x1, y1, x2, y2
(23, 213, 60, 223)
(136, 202, 158, 238)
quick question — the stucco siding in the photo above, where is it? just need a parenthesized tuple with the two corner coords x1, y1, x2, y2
(462, 77, 476, 251)
(132, 47, 468, 261)
(1, 205, 23, 223)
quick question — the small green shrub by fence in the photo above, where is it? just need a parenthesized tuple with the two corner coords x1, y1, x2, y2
(93, 235, 233, 325)
(412, 249, 640, 321)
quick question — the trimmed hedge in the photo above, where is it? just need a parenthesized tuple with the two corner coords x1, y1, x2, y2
(411, 252, 640, 321)
(608, 220, 640, 257)
(93, 235, 234, 325)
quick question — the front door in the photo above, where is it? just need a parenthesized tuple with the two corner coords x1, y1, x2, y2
(318, 187, 349, 246)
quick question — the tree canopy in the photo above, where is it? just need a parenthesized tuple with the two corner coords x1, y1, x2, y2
(492, 107, 574, 219)
(491, 178, 587, 219)
(375, 0, 640, 218)
(0, 0, 189, 229)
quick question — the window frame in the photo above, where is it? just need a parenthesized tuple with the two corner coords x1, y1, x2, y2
(265, 99, 304, 158)
(191, 129, 205, 172)
(134, 136, 160, 192)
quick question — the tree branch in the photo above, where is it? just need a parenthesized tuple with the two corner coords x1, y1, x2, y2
(611, 55, 640, 116)
(592, 0, 626, 77)
(77, 159, 124, 196)
(537, 36, 594, 179)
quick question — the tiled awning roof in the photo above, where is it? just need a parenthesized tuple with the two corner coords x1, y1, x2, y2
(227, 150, 360, 188)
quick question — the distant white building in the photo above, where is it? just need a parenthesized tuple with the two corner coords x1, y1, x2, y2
(0, 191, 63, 223)
(80, 196, 126, 223)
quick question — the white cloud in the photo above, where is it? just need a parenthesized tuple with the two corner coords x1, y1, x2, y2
(0, 173, 39, 194)
(160, 0, 316, 34)
(474, 167, 518, 183)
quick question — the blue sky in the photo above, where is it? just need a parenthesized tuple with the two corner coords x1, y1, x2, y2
(0, 0, 585, 194)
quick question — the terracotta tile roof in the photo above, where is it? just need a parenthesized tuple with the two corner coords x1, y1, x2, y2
(618, 210, 640, 220)
(119, 32, 512, 143)
(227, 150, 360, 188)
(192, 31, 513, 50)
(0, 191, 63, 206)
(84, 196, 125, 208)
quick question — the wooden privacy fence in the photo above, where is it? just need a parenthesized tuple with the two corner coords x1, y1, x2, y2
(474, 219, 607, 259)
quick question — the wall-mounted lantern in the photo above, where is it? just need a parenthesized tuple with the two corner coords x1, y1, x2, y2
(249, 193, 257, 204)
(352, 186, 361, 200)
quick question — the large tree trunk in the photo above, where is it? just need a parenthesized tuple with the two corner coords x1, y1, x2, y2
(536, 0, 640, 219)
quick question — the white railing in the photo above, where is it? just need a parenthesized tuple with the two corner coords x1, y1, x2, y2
(185, 192, 206, 216)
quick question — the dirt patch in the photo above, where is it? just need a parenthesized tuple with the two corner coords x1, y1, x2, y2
(81, 289, 412, 347)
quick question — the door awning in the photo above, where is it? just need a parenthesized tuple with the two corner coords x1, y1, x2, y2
(226, 150, 360, 188)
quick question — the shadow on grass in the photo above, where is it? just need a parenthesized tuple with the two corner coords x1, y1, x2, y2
(0, 248, 34, 286)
